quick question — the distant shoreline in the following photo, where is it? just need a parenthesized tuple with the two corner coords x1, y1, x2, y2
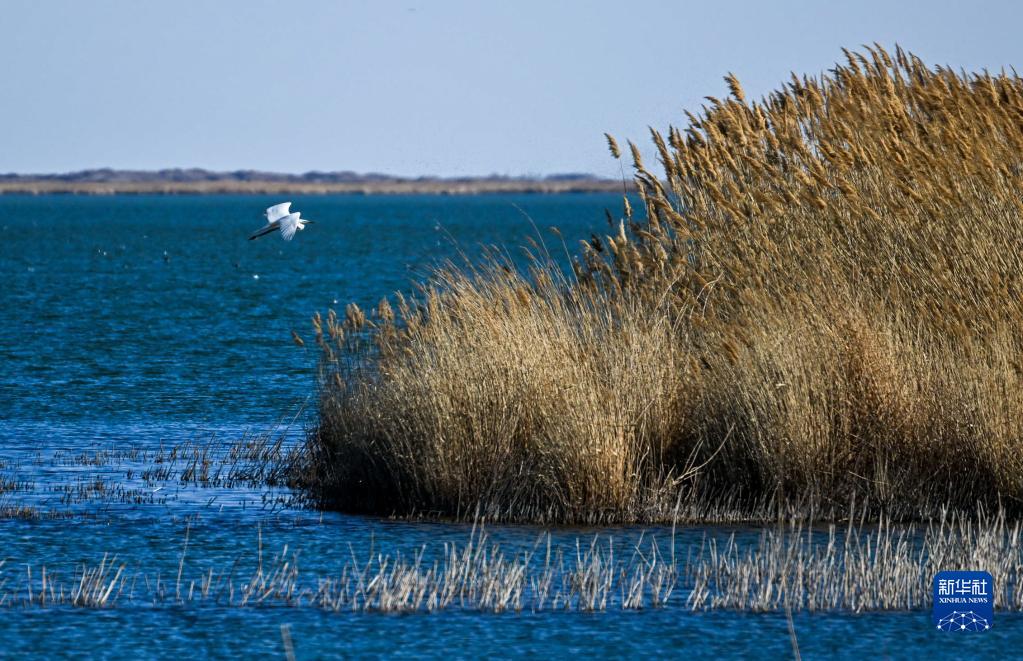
(0, 180, 630, 195)
(0, 169, 633, 195)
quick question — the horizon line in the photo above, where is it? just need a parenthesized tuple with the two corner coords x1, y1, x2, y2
(0, 167, 622, 183)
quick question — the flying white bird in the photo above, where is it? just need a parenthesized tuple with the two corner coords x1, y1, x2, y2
(249, 202, 315, 241)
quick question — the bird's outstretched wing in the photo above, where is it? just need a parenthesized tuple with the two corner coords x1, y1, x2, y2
(278, 213, 301, 241)
(266, 202, 292, 222)
(249, 222, 279, 240)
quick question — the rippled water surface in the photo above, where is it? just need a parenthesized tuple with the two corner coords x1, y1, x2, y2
(1, 195, 1019, 658)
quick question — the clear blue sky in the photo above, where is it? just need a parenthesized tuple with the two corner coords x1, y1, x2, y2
(3, 0, 1022, 177)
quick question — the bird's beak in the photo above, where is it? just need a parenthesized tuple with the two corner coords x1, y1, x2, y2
(304, 220, 315, 224)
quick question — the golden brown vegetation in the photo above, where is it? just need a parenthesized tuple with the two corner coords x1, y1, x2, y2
(302, 46, 1023, 522)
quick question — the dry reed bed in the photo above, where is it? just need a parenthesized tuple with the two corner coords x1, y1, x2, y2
(3, 511, 1022, 613)
(1, 527, 677, 613)
(304, 45, 1023, 522)
(688, 510, 1023, 611)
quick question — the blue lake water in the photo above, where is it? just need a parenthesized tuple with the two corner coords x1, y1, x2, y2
(0, 194, 1020, 658)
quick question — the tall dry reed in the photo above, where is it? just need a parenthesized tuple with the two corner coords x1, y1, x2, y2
(301, 46, 1023, 522)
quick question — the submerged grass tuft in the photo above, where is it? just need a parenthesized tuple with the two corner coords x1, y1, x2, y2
(300, 45, 1023, 522)
(4, 511, 1023, 613)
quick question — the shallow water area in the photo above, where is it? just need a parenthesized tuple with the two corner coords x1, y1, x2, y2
(1, 195, 1020, 657)
(5, 609, 1023, 659)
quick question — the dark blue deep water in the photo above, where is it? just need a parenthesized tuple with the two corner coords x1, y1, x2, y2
(0, 195, 1019, 658)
